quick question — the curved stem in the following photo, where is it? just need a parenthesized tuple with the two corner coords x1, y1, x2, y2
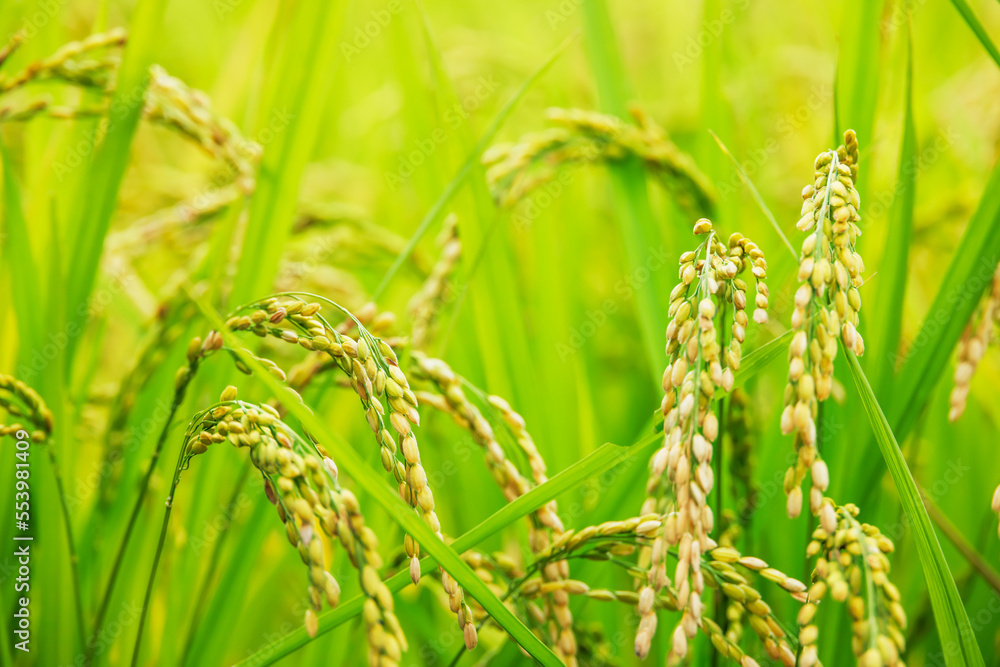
(712, 301, 728, 667)
(45, 445, 86, 646)
(177, 462, 251, 666)
(84, 360, 198, 666)
(131, 414, 192, 667)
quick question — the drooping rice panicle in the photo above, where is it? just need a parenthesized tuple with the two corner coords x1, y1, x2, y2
(483, 106, 716, 219)
(0, 33, 259, 188)
(0, 375, 85, 643)
(782, 130, 865, 518)
(638, 218, 769, 662)
(526, 515, 802, 666)
(0, 28, 126, 92)
(410, 353, 577, 662)
(801, 503, 906, 667)
(223, 295, 477, 647)
(151, 387, 406, 664)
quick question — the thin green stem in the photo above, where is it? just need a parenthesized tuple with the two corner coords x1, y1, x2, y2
(177, 461, 252, 666)
(130, 437, 187, 667)
(85, 360, 198, 666)
(45, 445, 86, 647)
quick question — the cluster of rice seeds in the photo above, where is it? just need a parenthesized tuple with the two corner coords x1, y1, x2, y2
(638, 218, 768, 662)
(0, 375, 54, 441)
(282, 302, 396, 399)
(482, 106, 715, 218)
(408, 213, 462, 350)
(0, 32, 258, 182)
(707, 547, 806, 667)
(713, 512, 750, 651)
(145, 65, 260, 188)
(534, 517, 802, 667)
(182, 389, 406, 665)
(486, 394, 550, 489)
(0, 31, 261, 258)
(105, 65, 261, 253)
(225, 297, 477, 646)
(802, 504, 905, 667)
(782, 130, 865, 518)
(410, 354, 576, 661)
(0, 28, 126, 93)
(949, 260, 1000, 423)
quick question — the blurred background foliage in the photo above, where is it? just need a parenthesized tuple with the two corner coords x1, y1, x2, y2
(0, 0, 999, 665)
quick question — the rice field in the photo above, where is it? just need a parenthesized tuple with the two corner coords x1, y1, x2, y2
(1, 1, 1000, 666)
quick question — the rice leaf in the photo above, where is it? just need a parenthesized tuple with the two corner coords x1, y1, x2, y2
(835, 0, 883, 158)
(0, 142, 43, 352)
(373, 32, 576, 300)
(229, 0, 349, 306)
(948, 0, 1000, 69)
(867, 21, 917, 400)
(581, 0, 670, 379)
(889, 158, 1000, 441)
(64, 0, 168, 361)
(845, 351, 985, 667)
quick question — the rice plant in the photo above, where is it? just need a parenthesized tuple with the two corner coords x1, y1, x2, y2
(2, 2, 1000, 666)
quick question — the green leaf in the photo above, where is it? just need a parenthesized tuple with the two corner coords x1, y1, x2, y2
(845, 351, 985, 667)
(835, 0, 884, 158)
(708, 130, 797, 260)
(190, 293, 562, 666)
(729, 331, 791, 394)
(372, 31, 576, 300)
(581, 0, 671, 381)
(867, 22, 917, 400)
(64, 0, 169, 362)
(229, 0, 350, 306)
(0, 142, 43, 354)
(888, 157, 1000, 441)
(948, 0, 1000, 70)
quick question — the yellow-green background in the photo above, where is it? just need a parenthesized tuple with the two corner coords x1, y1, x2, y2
(1, 0, 999, 665)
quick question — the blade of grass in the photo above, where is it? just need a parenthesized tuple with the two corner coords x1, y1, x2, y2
(229, 0, 349, 306)
(2, 145, 86, 658)
(708, 130, 797, 259)
(1, 142, 43, 354)
(866, 23, 917, 399)
(888, 158, 1000, 443)
(373, 31, 577, 300)
(923, 495, 1000, 595)
(948, 0, 1000, 69)
(189, 292, 561, 666)
(845, 350, 985, 667)
(835, 0, 883, 165)
(230, 331, 784, 665)
(63, 0, 168, 364)
(581, 0, 669, 381)
(412, 1, 537, 415)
